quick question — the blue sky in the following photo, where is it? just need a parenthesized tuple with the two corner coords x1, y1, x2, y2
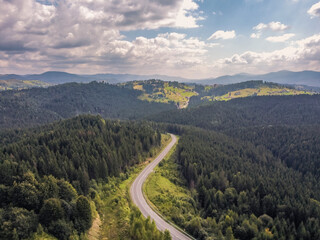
(0, 0, 320, 78)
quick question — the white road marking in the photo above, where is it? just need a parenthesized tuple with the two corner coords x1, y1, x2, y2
(130, 134, 192, 240)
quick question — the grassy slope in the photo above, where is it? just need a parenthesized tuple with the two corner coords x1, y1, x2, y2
(204, 86, 310, 101)
(122, 80, 310, 107)
(126, 80, 198, 108)
(30, 231, 58, 240)
(144, 142, 199, 238)
(0, 79, 50, 91)
(95, 134, 171, 240)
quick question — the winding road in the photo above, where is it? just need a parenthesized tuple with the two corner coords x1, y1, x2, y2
(130, 134, 192, 240)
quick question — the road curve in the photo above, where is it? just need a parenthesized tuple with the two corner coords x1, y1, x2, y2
(130, 134, 192, 240)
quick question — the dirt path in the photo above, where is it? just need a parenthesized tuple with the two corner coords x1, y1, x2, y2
(88, 214, 102, 240)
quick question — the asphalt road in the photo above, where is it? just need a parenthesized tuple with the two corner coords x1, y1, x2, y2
(130, 134, 192, 240)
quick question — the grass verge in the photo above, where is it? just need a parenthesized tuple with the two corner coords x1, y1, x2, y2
(93, 134, 172, 239)
(143, 139, 198, 240)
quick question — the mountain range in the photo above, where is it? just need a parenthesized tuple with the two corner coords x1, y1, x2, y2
(199, 70, 320, 87)
(0, 70, 319, 87)
(0, 71, 189, 84)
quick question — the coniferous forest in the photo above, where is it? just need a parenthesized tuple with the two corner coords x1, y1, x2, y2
(2, 0, 320, 238)
(173, 129, 320, 239)
(0, 81, 319, 240)
(146, 94, 320, 239)
(0, 115, 163, 239)
(0, 81, 175, 129)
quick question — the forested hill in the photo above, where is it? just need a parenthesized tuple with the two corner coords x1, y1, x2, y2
(145, 91, 320, 239)
(0, 81, 175, 129)
(121, 79, 310, 108)
(189, 80, 311, 104)
(0, 115, 162, 239)
(173, 128, 320, 239)
(148, 94, 320, 130)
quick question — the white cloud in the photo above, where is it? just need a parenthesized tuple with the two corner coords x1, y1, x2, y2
(250, 33, 261, 39)
(97, 32, 209, 71)
(251, 21, 290, 41)
(266, 33, 295, 43)
(215, 34, 320, 75)
(0, 0, 206, 76)
(212, 11, 223, 15)
(1, 28, 212, 77)
(0, 0, 203, 52)
(208, 30, 236, 40)
(173, 0, 202, 28)
(253, 21, 289, 32)
(0, 0, 319, 79)
(308, 1, 320, 18)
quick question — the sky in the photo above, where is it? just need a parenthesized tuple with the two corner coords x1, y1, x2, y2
(0, 0, 320, 78)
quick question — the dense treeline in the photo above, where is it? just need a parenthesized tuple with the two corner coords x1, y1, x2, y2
(1, 82, 319, 240)
(149, 95, 320, 180)
(0, 115, 162, 239)
(225, 125, 320, 179)
(130, 206, 171, 240)
(146, 94, 320, 239)
(174, 129, 320, 239)
(0, 81, 174, 129)
(149, 95, 320, 130)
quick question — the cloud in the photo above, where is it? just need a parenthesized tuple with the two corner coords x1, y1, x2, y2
(251, 21, 290, 40)
(0, 29, 212, 77)
(208, 30, 236, 40)
(0, 0, 206, 76)
(253, 21, 289, 32)
(95, 32, 210, 72)
(212, 11, 223, 15)
(266, 33, 295, 43)
(63, 0, 203, 30)
(0, 0, 319, 79)
(0, 0, 203, 54)
(308, 1, 320, 18)
(250, 33, 261, 39)
(216, 34, 320, 75)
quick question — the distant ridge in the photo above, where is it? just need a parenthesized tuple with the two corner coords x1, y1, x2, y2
(0, 70, 319, 87)
(27, 71, 87, 84)
(0, 71, 192, 84)
(198, 70, 320, 87)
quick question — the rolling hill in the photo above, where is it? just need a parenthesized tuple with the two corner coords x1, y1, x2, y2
(0, 78, 315, 129)
(198, 70, 320, 87)
(1, 70, 319, 87)
(0, 81, 175, 129)
(148, 94, 320, 130)
(122, 80, 311, 108)
(120, 80, 198, 108)
(0, 71, 191, 84)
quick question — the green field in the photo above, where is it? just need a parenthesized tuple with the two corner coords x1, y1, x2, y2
(203, 86, 310, 101)
(122, 80, 311, 107)
(0, 79, 50, 91)
(122, 80, 198, 108)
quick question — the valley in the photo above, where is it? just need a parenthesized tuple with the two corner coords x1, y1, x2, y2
(2, 1, 320, 239)
(0, 78, 319, 240)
